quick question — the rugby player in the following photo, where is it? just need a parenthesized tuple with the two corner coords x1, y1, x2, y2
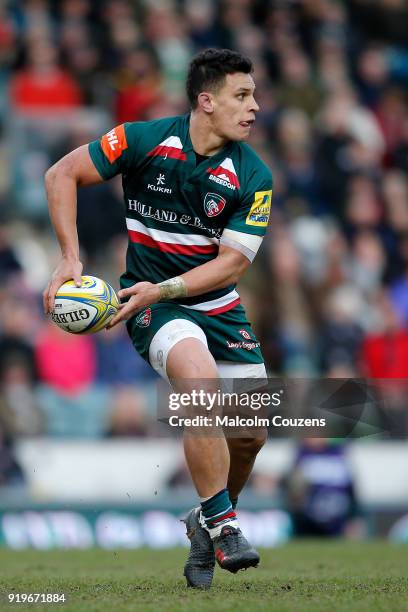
(43, 48, 273, 588)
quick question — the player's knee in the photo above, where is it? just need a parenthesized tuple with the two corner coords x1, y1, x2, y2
(167, 338, 218, 380)
(247, 434, 267, 456)
(232, 434, 267, 458)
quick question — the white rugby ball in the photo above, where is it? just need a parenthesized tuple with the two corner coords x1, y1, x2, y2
(51, 275, 119, 334)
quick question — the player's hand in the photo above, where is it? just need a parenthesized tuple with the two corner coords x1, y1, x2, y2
(106, 282, 161, 329)
(43, 256, 83, 314)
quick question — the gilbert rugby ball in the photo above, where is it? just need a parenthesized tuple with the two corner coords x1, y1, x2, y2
(51, 275, 119, 334)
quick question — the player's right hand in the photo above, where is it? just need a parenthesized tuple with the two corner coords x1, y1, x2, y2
(43, 256, 83, 314)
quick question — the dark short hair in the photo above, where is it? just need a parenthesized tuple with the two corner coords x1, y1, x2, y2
(186, 48, 253, 109)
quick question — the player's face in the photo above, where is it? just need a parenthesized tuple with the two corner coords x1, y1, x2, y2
(210, 72, 259, 141)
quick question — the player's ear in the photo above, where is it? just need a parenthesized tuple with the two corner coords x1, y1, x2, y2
(197, 92, 214, 114)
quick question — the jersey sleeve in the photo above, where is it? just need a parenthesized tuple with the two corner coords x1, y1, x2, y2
(88, 122, 141, 180)
(221, 166, 273, 262)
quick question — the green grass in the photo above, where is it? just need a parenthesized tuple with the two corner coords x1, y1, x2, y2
(0, 542, 407, 611)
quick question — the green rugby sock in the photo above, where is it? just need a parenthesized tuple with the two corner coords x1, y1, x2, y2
(200, 488, 237, 534)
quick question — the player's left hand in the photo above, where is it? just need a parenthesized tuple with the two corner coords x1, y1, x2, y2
(106, 282, 161, 329)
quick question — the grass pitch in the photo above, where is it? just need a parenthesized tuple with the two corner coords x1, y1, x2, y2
(0, 541, 407, 612)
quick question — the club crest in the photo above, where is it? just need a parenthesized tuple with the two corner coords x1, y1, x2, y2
(135, 307, 151, 327)
(204, 193, 226, 217)
(239, 329, 251, 340)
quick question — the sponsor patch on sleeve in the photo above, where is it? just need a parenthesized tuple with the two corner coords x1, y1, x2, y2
(245, 190, 272, 227)
(101, 124, 128, 164)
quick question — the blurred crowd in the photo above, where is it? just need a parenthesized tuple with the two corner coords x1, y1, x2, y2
(0, 0, 408, 448)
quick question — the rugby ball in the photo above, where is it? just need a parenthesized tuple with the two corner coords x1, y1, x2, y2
(51, 275, 119, 334)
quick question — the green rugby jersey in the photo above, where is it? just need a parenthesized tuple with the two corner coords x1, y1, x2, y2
(88, 114, 272, 315)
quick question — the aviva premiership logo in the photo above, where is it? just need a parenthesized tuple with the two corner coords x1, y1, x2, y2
(246, 190, 272, 227)
(204, 193, 226, 217)
(135, 307, 151, 327)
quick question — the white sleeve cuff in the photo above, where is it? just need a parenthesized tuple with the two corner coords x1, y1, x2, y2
(220, 228, 263, 262)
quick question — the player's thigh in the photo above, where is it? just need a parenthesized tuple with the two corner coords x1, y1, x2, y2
(149, 318, 218, 380)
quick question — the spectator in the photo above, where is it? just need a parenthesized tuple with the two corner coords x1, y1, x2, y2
(35, 322, 95, 395)
(277, 48, 322, 118)
(114, 47, 162, 124)
(34, 322, 111, 438)
(285, 439, 364, 538)
(10, 39, 82, 112)
(0, 426, 25, 487)
(320, 285, 364, 374)
(360, 291, 408, 380)
(108, 386, 150, 437)
(0, 223, 23, 283)
(94, 322, 157, 386)
(0, 360, 43, 437)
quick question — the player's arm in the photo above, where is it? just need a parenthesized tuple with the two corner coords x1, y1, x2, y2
(42, 145, 104, 313)
(107, 243, 251, 329)
(182, 243, 250, 293)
